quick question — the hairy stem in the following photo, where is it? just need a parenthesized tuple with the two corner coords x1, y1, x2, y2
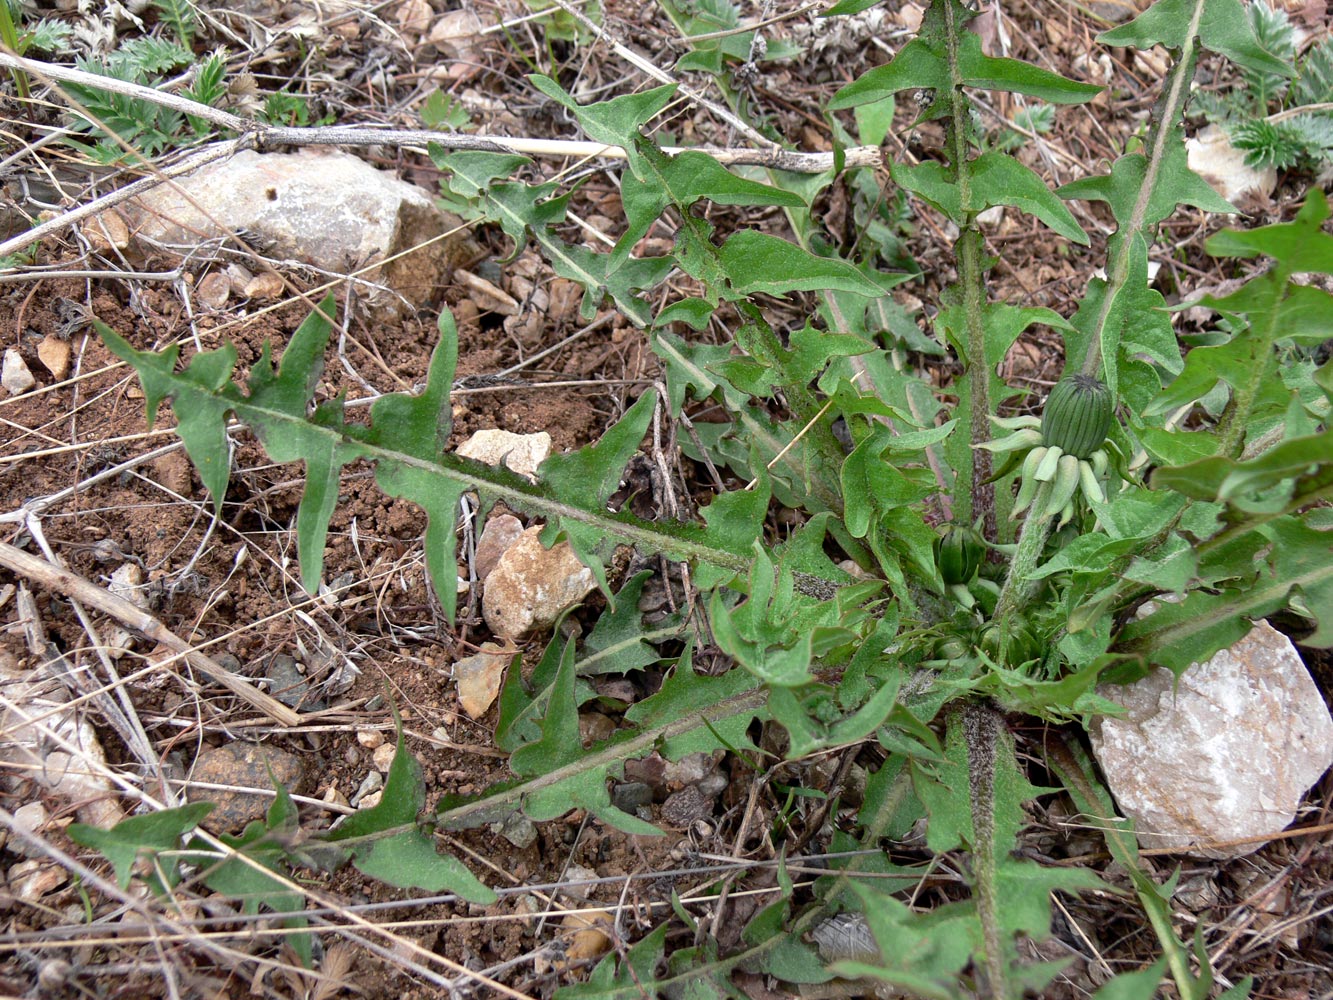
(992, 481, 1055, 639)
(940, 0, 995, 536)
(963, 704, 1010, 1000)
(1078, 16, 1203, 379)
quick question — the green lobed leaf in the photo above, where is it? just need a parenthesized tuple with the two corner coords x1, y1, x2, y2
(1150, 428, 1333, 507)
(69, 802, 215, 890)
(103, 301, 761, 617)
(324, 726, 495, 901)
(1099, 0, 1295, 82)
(717, 230, 883, 299)
(440, 645, 766, 833)
(831, 890, 980, 999)
(352, 828, 495, 899)
(1204, 187, 1333, 269)
(829, 18, 1099, 112)
(507, 637, 663, 835)
(1116, 517, 1333, 669)
(188, 784, 312, 963)
(1058, 144, 1236, 230)
(528, 75, 677, 174)
(893, 154, 1089, 243)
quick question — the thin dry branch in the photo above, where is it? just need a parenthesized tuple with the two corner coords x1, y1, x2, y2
(0, 540, 301, 726)
(0, 51, 879, 173)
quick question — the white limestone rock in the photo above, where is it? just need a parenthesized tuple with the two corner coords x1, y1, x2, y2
(1090, 620, 1333, 858)
(2, 349, 35, 395)
(121, 149, 463, 315)
(456, 429, 552, 482)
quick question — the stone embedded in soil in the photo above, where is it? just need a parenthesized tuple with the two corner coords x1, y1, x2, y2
(560, 909, 614, 965)
(196, 271, 232, 310)
(1087, 0, 1138, 21)
(9, 802, 50, 857)
(1089, 620, 1333, 859)
(119, 149, 467, 316)
(456, 430, 552, 482)
(243, 271, 285, 301)
(187, 743, 305, 832)
(150, 450, 193, 497)
(454, 643, 510, 719)
(661, 785, 715, 829)
(610, 781, 654, 815)
(2, 348, 35, 395)
(0, 658, 125, 830)
(264, 653, 325, 712)
(494, 811, 538, 850)
(80, 209, 130, 252)
(356, 728, 386, 749)
(482, 526, 596, 639)
(662, 751, 725, 791)
(474, 513, 524, 582)
(104, 562, 148, 658)
(351, 770, 382, 806)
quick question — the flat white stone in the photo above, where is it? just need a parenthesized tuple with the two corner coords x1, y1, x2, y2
(456, 429, 552, 482)
(2, 349, 35, 395)
(1186, 125, 1277, 206)
(121, 149, 459, 314)
(1090, 620, 1333, 858)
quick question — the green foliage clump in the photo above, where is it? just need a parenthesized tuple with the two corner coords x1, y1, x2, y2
(77, 0, 1330, 995)
(1193, 0, 1333, 170)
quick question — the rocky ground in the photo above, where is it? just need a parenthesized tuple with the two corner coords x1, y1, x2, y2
(0, 0, 1331, 997)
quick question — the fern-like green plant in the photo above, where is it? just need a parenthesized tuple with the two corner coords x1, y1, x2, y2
(1194, 1, 1333, 171)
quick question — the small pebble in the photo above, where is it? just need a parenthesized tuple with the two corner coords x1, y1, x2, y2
(356, 729, 386, 749)
(351, 771, 383, 806)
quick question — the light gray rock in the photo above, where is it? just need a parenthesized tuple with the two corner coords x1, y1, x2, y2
(1090, 620, 1333, 858)
(456, 429, 552, 482)
(494, 812, 538, 850)
(481, 526, 596, 638)
(0, 658, 125, 830)
(9, 802, 50, 857)
(121, 149, 465, 315)
(2, 348, 35, 395)
(351, 770, 383, 807)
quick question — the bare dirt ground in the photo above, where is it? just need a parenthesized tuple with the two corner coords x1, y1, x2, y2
(1, 0, 1332, 997)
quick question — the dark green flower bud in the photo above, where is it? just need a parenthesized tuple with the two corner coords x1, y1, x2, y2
(935, 525, 984, 586)
(978, 620, 1040, 667)
(1041, 374, 1114, 461)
